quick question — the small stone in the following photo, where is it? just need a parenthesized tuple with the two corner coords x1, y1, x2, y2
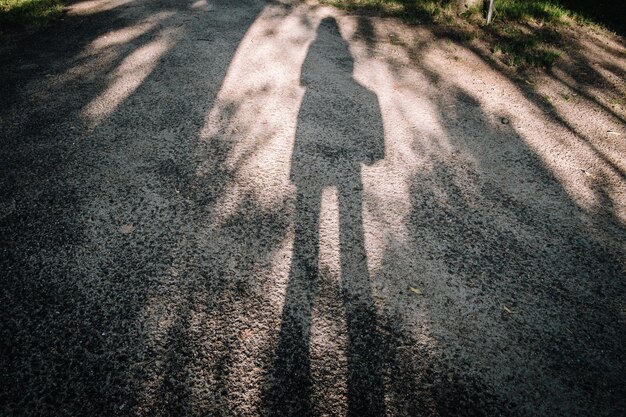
(501, 117, 510, 124)
(120, 224, 135, 234)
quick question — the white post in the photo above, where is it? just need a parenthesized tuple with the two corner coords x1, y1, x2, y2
(486, 0, 495, 24)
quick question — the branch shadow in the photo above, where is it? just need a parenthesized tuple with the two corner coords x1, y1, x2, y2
(344, 12, 625, 416)
(377, 78, 626, 416)
(1, 0, 273, 415)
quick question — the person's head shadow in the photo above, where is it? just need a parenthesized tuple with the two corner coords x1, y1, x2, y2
(263, 16, 386, 416)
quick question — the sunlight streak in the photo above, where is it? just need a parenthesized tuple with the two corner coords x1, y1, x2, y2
(318, 186, 341, 279)
(69, 0, 135, 15)
(82, 28, 178, 126)
(90, 13, 172, 50)
(196, 3, 324, 224)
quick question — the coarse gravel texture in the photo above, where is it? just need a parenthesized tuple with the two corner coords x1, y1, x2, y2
(1, 0, 625, 416)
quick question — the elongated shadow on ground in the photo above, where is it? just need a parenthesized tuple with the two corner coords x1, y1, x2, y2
(262, 17, 386, 416)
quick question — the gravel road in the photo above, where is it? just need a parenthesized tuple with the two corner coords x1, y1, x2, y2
(1, 0, 625, 415)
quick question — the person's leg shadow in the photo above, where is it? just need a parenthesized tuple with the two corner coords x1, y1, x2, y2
(337, 168, 386, 417)
(262, 16, 386, 416)
(264, 187, 322, 417)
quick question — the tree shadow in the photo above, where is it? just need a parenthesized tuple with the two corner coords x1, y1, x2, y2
(2, 2, 624, 416)
(262, 17, 386, 416)
(0, 0, 272, 415)
(427, 89, 625, 416)
(377, 82, 625, 416)
(342, 13, 625, 415)
(557, 0, 626, 36)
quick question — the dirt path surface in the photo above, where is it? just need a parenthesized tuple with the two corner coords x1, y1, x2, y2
(1, 0, 625, 415)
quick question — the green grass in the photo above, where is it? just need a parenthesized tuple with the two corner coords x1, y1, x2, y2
(321, 0, 606, 69)
(491, 0, 571, 23)
(322, 0, 456, 23)
(493, 38, 561, 67)
(0, 0, 64, 33)
(484, 13, 566, 68)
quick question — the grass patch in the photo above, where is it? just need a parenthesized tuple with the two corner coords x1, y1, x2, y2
(486, 23, 563, 68)
(320, 0, 606, 69)
(493, 38, 561, 67)
(322, 0, 457, 23)
(491, 0, 571, 23)
(0, 0, 64, 33)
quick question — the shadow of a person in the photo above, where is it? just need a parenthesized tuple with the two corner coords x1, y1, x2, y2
(264, 17, 385, 417)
